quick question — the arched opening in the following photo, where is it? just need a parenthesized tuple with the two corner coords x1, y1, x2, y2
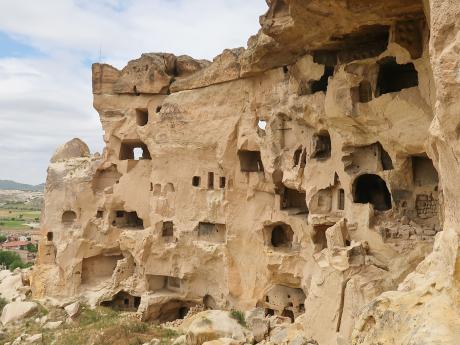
(282, 309, 295, 323)
(293, 147, 302, 167)
(154, 300, 195, 323)
(101, 291, 141, 311)
(62, 210, 76, 224)
(353, 174, 392, 211)
(46, 232, 53, 241)
(164, 183, 175, 193)
(153, 183, 162, 196)
(270, 224, 294, 248)
(312, 224, 331, 252)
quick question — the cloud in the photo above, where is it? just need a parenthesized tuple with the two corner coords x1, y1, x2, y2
(0, 0, 267, 184)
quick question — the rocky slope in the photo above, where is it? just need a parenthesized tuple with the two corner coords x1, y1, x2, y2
(31, 0, 460, 344)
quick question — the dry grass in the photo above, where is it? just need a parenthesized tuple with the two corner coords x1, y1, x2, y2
(1, 305, 181, 345)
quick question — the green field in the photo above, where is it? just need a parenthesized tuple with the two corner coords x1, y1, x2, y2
(0, 206, 41, 232)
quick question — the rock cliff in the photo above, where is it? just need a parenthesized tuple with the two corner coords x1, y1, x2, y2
(31, 0, 460, 344)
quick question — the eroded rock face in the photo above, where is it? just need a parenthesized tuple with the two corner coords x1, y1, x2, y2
(32, 0, 460, 344)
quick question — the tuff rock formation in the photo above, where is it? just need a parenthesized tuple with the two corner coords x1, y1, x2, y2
(31, 0, 460, 344)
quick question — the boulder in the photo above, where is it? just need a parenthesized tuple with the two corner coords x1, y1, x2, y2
(43, 320, 63, 329)
(180, 310, 252, 345)
(64, 301, 80, 318)
(25, 334, 42, 344)
(50, 138, 90, 163)
(0, 270, 26, 301)
(1, 301, 38, 325)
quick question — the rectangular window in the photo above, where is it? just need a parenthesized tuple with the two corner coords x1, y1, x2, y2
(192, 176, 201, 187)
(338, 189, 345, 210)
(208, 172, 214, 189)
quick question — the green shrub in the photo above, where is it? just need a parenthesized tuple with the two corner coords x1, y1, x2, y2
(26, 243, 37, 252)
(0, 297, 8, 312)
(229, 310, 246, 327)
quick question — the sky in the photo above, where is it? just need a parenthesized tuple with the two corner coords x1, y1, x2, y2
(0, 0, 267, 185)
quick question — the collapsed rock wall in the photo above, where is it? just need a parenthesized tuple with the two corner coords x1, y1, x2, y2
(32, 0, 460, 344)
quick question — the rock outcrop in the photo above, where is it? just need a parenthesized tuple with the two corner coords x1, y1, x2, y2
(31, 0, 460, 344)
(1, 301, 38, 325)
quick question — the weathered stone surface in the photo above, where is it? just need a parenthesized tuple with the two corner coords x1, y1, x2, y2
(1, 301, 38, 325)
(181, 310, 252, 345)
(64, 301, 80, 318)
(0, 269, 29, 302)
(171, 48, 244, 92)
(31, 0, 460, 344)
(50, 138, 90, 163)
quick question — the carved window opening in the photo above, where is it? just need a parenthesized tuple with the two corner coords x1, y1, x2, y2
(265, 308, 275, 317)
(62, 210, 76, 224)
(162, 221, 174, 237)
(135, 108, 148, 126)
(238, 150, 264, 172)
(293, 147, 302, 167)
(310, 66, 334, 93)
(270, 224, 294, 248)
(119, 140, 151, 160)
(113, 210, 144, 229)
(338, 189, 345, 210)
(281, 188, 308, 214)
(101, 291, 141, 311)
(312, 224, 330, 252)
(220, 177, 226, 189)
(376, 57, 418, 96)
(353, 174, 392, 211)
(96, 210, 104, 218)
(192, 176, 201, 187)
(412, 155, 438, 187)
(208, 172, 214, 189)
(154, 300, 193, 322)
(46, 232, 53, 241)
(282, 309, 295, 323)
(258, 119, 267, 130)
(312, 132, 331, 160)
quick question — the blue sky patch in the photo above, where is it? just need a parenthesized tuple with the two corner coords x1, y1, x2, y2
(0, 31, 44, 58)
